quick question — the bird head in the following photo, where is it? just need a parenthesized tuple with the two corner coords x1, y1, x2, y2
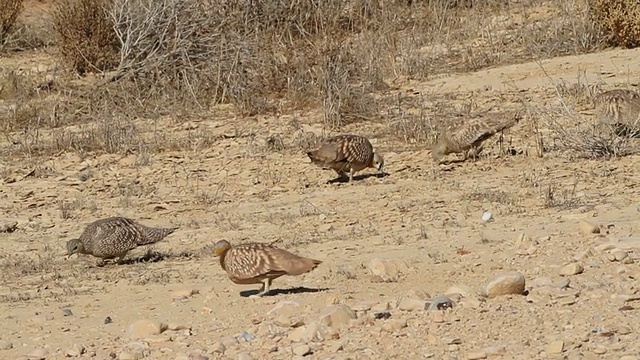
(214, 240, 232, 257)
(371, 152, 385, 174)
(66, 239, 84, 258)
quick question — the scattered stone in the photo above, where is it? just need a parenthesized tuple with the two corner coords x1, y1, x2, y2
(65, 343, 85, 357)
(105, 316, 113, 324)
(559, 263, 584, 276)
(61, 308, 73, 316)
(325, 342, 344, 353)
(428, 295, 454, 311)
(546, 340, 564, 354)
(531, 277, 553, 288)
(579, 221, 599, 235)
(445, 285, 475, 298)
(236, 331, 256, 342)
(209, 342, 226, 354)
(398, 297, 427, 311)
(611, 249, 629, 262)
(317, 305, 356, 329)
(235, 352, 255, 360)
(129, 319, 167, 339)
(442, 337, 462, 345)
(268, 301, 304, 328)
(618, 326, 632, 335)
(166, 323, 190, 331)
(553, 278, 571, 289)
(371, 302, 390, 313)
(0, 340, 12, 350)
(558, 297, 576, 306)
(292, 344, 311, 356)
(466, 351, 488, 359)
(220, 336, 239, 348)
(26, 348, 48, 359)
(118, 351, 142, 360)
(288, 322, 335, 343)
(593, 345, 607, 354)
(382, 319, 407, 332)
(367, 258, 410, 282)
(483, 345, 506, 356)
(482, 271, 526, 298)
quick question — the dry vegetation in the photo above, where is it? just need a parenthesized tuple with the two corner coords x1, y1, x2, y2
(4, 0, 640, 162)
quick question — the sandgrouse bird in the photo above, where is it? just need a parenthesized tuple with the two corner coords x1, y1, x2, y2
(432, 111, 521, 163)
(66, 217, 178, 265)
(593, 89, 640, 137)
(307, 134, 384, 182)
(214, 240, 322, 297)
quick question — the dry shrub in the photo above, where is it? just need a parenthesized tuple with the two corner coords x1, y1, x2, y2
(0, 0, 23, 49)
(540, 106, 637, 158)
(590, 0, 640, 48)
(53, 0, 120, 74)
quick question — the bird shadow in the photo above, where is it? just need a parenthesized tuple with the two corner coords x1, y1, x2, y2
(240, 286, 330, 298)
(327, 172, 388, 184)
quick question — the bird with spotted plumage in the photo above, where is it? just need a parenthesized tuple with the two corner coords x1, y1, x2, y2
(593, 88, 640, 137)
(432, 111, 522, 163)
(214, 240, 322, 297)
(307, 134, 384, 182)
(66, 217, 179, 266)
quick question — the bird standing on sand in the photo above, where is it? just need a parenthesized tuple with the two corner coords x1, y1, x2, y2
(307, 134, 384, 182)
(214, 240, 322, 297)
(66, 217, 178, 265)
(593, 89, 640, 137)
(431, 111, 521, 163)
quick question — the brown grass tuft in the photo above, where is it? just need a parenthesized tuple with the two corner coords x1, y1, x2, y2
(590, 0, 640, 48)
(52, 0, 120, 74)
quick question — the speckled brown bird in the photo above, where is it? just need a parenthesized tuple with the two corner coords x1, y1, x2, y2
(431, 112, 521, 163)
(593, 89, 640, 137)
(214, 240, 322, 297)
(66, 217, 178, 265)
(307, 134, 384, 182)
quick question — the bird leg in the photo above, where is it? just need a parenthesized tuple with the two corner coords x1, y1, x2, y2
(115, 252, 128, 265)
(349, 168, 355, 182)
(250, 278, 272, 298)
(467, 144, 484, 161)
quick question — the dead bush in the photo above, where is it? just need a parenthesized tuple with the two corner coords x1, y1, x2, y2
(53, 0, 120, 74)
(590, 0, 640, 48)
(541, 106, 637, 158)
(0, 0, 23, 50)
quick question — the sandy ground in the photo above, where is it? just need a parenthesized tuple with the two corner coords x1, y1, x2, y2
(2, 35, 640, 360)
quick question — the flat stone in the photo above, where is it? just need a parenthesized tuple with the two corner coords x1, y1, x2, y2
(546, 340, 564, 354)
(559, 263, 584, 276)
(466, 351, 488, 359)
(292, 344, 311, 356)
